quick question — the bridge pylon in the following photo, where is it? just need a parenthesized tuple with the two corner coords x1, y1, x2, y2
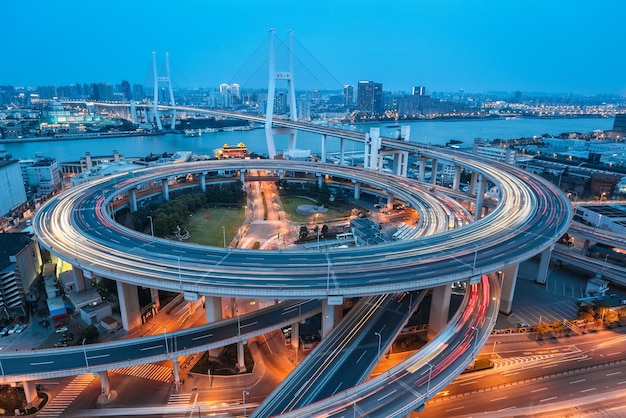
(151, 51, 177, 131)
(265, 29, 298, 159)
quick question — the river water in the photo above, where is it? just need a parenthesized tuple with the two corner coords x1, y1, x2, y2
(0, 117, 614, 163)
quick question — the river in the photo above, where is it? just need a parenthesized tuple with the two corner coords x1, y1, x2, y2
(0, 117, 615, 163)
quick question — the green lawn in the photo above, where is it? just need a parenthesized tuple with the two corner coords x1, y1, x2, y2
(280, 196, 344, 223)
(186, 207, 245, 247)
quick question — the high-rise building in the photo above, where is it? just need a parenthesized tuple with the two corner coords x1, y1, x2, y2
(0, 233, 42, 316)
(357, 81, 383, 115)
(343, 84, 354, 106)
(0, 160, 27, 217)
(412, 86, 426, 96)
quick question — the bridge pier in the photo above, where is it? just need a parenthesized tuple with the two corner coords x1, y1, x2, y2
(474, 174, 486, 220)
(535, 247, 553, 285)
(117, 281, 141, 331)
(130, 189, 138, 212)
(291, 320, 300, 350)
(200, 172, 207, 192)
(150, 288, 160, 311)
(72, 266, 91, 292)
(205, 296, 223, 323)
(452, 164, 462, 191)
(364, 128, 381, 170)
(172, 357, 181, 385)
(321, 299, 338, 338)
(427, 284, 452, 340)
(99, 370, 111, 402)
(237, 341, 247, 372)
(321, 134, 327, 163)
(431, 158, 439, 185)
(240, 169, 245, 185)
(162, 180, 170, 202)
(498, 264, 519, 315)
(22, 381, 40, 407)
(339, 138, 345, 165)
(418, 157, 427, 182)
(352, 180, 360, 200)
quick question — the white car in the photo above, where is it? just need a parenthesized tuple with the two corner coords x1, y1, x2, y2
(55, 326, 68, 333)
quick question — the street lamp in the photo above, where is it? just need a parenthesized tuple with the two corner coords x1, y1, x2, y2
(163, 326, 169, 355)
(242, 390, 250, 417)
(426, 361, 433, 395)
(492, 340, 500, 359)
(222, 225, 226, 248)
(374, 331, 381, 357)
(350, 397, 356, 418)
(147, 215, 154, 238)
(236, 309, 241, 338)
(471, 326, 478, 352)
(82, 338, 89, 368)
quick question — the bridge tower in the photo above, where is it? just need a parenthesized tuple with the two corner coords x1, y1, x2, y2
(151, 51, 177, 131)
(265, 29, 298, 159)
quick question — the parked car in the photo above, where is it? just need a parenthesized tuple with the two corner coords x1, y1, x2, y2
(7, 324, 19, 335)
(53, 342, 68, 348)
(53, 321, 67, 328)
(55, 326, 68, 333)
(15, 324, 27, 333)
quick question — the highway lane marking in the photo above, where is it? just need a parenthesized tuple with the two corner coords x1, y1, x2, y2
(531, 387, 548, 393)
(140, 345, 164, 351)
(376, 389, 396, 402)
(580, 388, 597, 393)
(86, 354, 110, 360)
(240, 321, 258, 328)
(110, 239, 120, 244)
(30, 361, 53, 365)
(445, 406, 465, 412)
(498, 406, 517, 412)
(459, 380, 478, 386)
(490, 396, 507, 402)
(606, 371, 622, 377)
(192, 333, 213, 341)
(618, 380, 626, 385)
(569, 378, 586, 384)
(607, 352, 621, 356)
(356, 351, 366, 364)
(540, 397, 557, 403)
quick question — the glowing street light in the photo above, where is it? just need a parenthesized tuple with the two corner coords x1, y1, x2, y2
(374, 331, 381, 357)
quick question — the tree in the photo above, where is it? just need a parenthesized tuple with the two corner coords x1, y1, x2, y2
(321, 224, 329, 237)
(536, 322, 552, 339)
(299, 226, 309, 241)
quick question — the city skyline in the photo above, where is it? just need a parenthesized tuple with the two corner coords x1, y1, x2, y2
(2, 1, 626, 96)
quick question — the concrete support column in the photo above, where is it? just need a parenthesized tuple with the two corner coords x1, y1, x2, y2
(172, 357, 181, 384)
(340, 138, 345, 165)
(72, 266, 87, 292)
(162, 180, 169, 202)
(474, 174, 486, 221)
(536, 247, 553, 285)
(470, 172, 478, 195)
(321, 134, 327, 163)
(334, 304, 344, 324)
(117, 281, 141, 331)
(22, 381, 39, 406)
(431, 158, 439, 185)
(416, 157, 426, 182)
(130, 189, 138, 212)
(99, 370, 111, 400)
(240, 169, 245, 185)
(317, 173, 323, 188)
(150, 288, 160, 311)
(427, 284, 452, 340)
(353, 180, 360, 200)
(321, 299, 336, 339)
(237, 341, 247, 372)
(582, 239, 590, 255)
(200, 172, 207, 192)
(498, 264, 520, 315)
(205, 296, 223, 323)
(452, 165, 462, 191)
(291, 321, 300, 349)
(279, 169, 284, 180)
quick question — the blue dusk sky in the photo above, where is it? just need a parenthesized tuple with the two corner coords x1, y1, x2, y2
(2, 0, 625, 95)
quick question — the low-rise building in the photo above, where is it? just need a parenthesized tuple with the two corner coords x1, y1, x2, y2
(0, 233, 42, 317)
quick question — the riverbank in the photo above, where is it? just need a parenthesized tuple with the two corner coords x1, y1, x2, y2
(0, 130, 168, 144)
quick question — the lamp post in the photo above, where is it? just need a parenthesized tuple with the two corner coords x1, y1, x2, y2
(492, 340, 500, 359)
(471, 326, 478, 352)
(163, 326, 169, 355)
(82, 338, 89, 368)
(426, 361, 433, 395)
(236, 309, 241, 338)
(351, 397, 356, 418)
(374, 332, 381, 357)
(222, 225, 226, 248)
(242, 390, 250, 417)
(147, 216, 154, 238)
